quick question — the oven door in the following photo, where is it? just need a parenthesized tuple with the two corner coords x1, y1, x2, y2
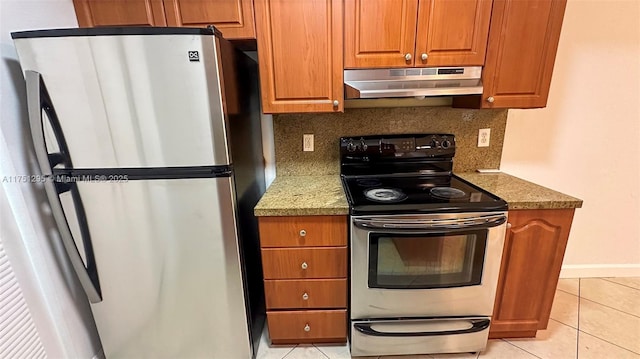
(350, 212, 507, 319)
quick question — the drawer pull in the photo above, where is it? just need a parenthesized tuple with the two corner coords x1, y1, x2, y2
(302, 292, 309, 300)
(304, 324, 311, 332)
(301, 262, 308, 270)
(299, 229, 307, 237)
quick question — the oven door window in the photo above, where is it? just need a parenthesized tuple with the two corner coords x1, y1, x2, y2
(368, 230, 487, 289)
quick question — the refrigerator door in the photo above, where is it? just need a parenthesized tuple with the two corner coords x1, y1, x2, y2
(13, 28, 230, 168)
(67, 177, 251, 358)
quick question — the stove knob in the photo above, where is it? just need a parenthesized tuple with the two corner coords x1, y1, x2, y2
(441, 140, 452, 149)
(430, 139, 439, 149)
(360, 138, 368, 151)
(346, 140, 356, 152)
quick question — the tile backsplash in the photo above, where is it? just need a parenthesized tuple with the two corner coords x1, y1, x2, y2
(273, 107, 508, 176)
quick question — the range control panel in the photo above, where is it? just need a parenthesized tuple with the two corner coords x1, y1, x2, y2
(340, 134, 456, 158)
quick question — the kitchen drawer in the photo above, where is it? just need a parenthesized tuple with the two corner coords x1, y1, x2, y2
(258, 216, 347, 247)
(264, 279, 347, 309)
(261, 247, 347, 279)
(267, 309, 347, 344)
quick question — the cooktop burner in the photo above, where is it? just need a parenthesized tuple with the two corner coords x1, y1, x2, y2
(339, 134, 508, 215)
(363, 187, 407, 203)
(430, 186, 468, 199)
(356, 178, 383, 187)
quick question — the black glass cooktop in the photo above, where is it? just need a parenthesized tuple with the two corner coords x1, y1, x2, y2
(342, 174, 508, 215)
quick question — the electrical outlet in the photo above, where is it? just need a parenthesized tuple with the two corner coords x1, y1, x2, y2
(478, 128, 490, 147)
(303, 134, 314, 151)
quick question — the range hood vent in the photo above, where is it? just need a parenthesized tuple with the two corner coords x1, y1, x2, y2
(344, 66, 483, 99)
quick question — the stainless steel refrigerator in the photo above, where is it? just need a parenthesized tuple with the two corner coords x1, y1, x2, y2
(11, 27, 266, 358)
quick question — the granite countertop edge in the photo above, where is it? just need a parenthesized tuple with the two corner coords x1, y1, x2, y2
(254, 172, 583, 216)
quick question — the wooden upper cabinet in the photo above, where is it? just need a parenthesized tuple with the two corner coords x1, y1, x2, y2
(254, 0, 343, 113)
(490, 209, 575, 338)
(344, 0, 419, 68)
(163, 0, 256, 39)
(480, 0, 567, 108)
(73, 0, 167, 27)
(415, 0, 492, 66)
(344, 0, 491, 69)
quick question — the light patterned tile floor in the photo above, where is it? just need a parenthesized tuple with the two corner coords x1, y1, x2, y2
(256, 277, 640, 359)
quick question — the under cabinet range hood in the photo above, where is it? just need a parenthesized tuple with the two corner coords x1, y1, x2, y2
(344, 66, 483, 99)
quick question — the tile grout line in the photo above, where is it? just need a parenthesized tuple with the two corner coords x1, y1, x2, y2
(557, 288, 579, 297)
(577, 329, 640, 356)
(579, 296, 640, 319)
(500, 338, 543, 358)
(311, 344, 332, 359)
(279, 344, 298, 359)
(600, 278, 640, 292)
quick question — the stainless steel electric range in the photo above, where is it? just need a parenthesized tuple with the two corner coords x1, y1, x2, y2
(340, 134, 508, 357)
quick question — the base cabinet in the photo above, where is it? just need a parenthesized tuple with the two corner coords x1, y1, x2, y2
(490, 209, 575, 338)
(258, 216, 348, 344)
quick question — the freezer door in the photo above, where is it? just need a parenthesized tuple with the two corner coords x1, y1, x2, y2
(14, 32, 230, 168)
(67, 177, 251, 358)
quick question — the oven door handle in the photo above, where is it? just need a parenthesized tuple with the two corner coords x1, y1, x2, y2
(353, 214, 506, 231)
(354, 318, 490, 337)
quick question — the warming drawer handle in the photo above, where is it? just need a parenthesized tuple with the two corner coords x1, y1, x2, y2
(353, 215, 506, 231)
(354, 319, 490, 337)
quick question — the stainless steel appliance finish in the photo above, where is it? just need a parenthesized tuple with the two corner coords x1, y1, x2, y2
(350, 212, 507, 319)
(344, 66, 482, 99)
(13, 27, 265, 358)
(350, 317, 491, 357)
(341, 134, 508, 357)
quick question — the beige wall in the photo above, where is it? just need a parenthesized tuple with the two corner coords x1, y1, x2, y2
(501, 0, 640, 277)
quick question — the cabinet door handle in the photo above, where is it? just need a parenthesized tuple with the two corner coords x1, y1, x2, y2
(507, 222, 512, 229)
(302, 292, 309, 300)
(299, 229, 307, 237)
(421, 53, 428, 61)
(333, 100, 339, 107)
(301, 262, 308, 270)
(404, 53, 412, 61)
(487, 96, 495, 103)
(304, 324, 311, 332)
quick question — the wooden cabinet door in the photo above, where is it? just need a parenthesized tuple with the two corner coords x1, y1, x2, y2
(254, 0, 343, 113)
(344, 0, 419, 68)
(163, 0, 255, 39)
(73, 0, 167, 27)
(414, 0, 492, 67)
(490, 209, 575, 338)
(481, 0, 567, 108)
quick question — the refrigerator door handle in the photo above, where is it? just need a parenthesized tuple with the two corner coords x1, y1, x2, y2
(26, 70, 103, 303)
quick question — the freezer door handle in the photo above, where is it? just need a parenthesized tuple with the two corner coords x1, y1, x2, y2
(48, 152, 66, 167)
(26, 71, 103, 303)
(353, 318, 490, 337)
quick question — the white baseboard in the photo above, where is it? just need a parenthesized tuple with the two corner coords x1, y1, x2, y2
(560, 264, 640, 278)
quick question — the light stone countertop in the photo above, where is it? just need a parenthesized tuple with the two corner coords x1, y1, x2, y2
(253, 175, 349, 216)
(254, 172, 582, 216)
(457, 172, 583, 210)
